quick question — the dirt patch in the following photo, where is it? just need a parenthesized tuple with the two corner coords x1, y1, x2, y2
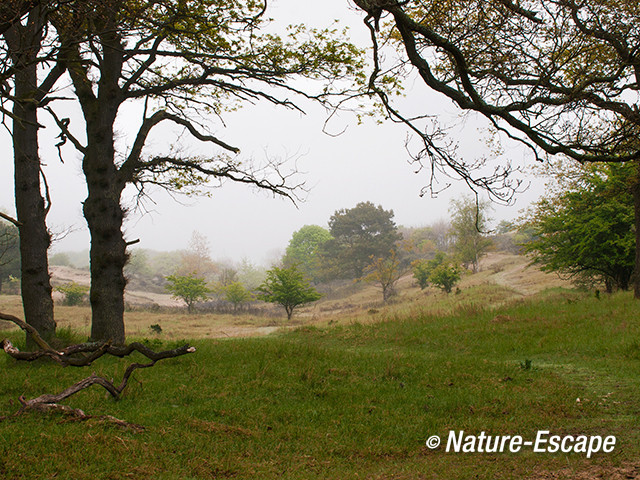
(50, 265, 91, 286)
(478, 253, 572, 295)
(530, 462, 640, 479)
(50, 266, 181, 307)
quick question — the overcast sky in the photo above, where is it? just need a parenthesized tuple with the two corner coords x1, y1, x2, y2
(0, 0, 544, 266)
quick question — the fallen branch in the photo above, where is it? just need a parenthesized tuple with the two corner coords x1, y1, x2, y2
(1, 310, 195, 367)
(0, 311, 52, 352)
(1, 311, 196, 427)
(11, 351, 193, 426)
(13, 400, 145, 432)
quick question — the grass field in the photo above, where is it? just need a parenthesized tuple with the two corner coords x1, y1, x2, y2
(1, 283, 639, 479)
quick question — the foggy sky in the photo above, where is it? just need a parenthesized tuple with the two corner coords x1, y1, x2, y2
(0, 0, 543, 266)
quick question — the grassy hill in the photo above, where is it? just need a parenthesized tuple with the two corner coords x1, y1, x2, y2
(1, 255, 638, 479)
(3, 252, 573, 339)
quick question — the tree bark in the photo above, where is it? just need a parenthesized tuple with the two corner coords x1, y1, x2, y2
(5, 12, 56, 347)
(632, 160, 640, 299)
(60, 17, 129, 344)
(82, 108, 127, 344)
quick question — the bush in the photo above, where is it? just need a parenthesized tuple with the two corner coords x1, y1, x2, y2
(412, 251, 447, 290)
(429, 263, 461, 294)
(55, 282, 89, 306)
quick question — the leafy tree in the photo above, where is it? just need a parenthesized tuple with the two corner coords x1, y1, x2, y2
(257, 265, 321, 320)
(44, 1, 361, 342)
(450, 197, 493, 273)
(354, 0, 640, 297)
(283, 225, 333, 283)
(176, 231, 218, 280)
(522, 163, 635, 292)
(55, 282, 89, 306)
(238, 259, 267, 291)
(327, 201, 402, 279)
(0, 220, 20, 294)
(365, 250, 405, 303)
(429, 263, 461, 294)
(165, 273, 211, 314)
(221, 282, 254, 312)
(412, 251, 446, 290)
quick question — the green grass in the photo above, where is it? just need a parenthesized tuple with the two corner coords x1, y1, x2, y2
(1, 288, 639, 479)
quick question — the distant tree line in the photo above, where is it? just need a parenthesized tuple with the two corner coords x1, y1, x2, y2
(281, 199, 496, 302)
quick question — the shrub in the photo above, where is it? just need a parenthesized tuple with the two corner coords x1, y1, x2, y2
(56, 282, 89, 306)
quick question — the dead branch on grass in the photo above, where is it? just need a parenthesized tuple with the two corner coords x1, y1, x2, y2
(1, 310, 196, 427)
(0, 310, 195, 366)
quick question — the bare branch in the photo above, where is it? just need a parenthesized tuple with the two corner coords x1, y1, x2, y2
(362, 11, 522, 204)
(0, 212, 22, 227)
(136, 154, 304, 204)
(119, 110, 240, 185)
(0, 311, 196, 367)
(14, 397, 145, 431)
(0, 311, 52, 352)
(44, 106, 87, 155)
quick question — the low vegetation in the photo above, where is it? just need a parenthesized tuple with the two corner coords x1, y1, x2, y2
(1, 284, 639, 479)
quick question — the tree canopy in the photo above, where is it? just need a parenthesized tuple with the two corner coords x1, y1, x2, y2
(357, 0, 640, 180)
(449, 197, 493, 273)
(522, 162, 635, 292)
(283, 225, 333, 283)
(257, 264, 321, 320)
(326, 201, 402, 279)
(354, 0, 640, 297)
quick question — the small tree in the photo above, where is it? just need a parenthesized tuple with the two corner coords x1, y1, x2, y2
(365, 250, 406, 303)
(222, 282, 254, 312)
(429, 263, 461, 294)
(412, 251, 446, 290)
(257, 265, 321, 320)
(450, 197, 493, 273)
(165, 273, 211, 314)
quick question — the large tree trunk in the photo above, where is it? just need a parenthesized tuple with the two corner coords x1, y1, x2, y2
(58, 13, 128, 344)
(6, 17, 56, 347)
(82, 112, 127, 344)
(632, 160, 640, 299)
